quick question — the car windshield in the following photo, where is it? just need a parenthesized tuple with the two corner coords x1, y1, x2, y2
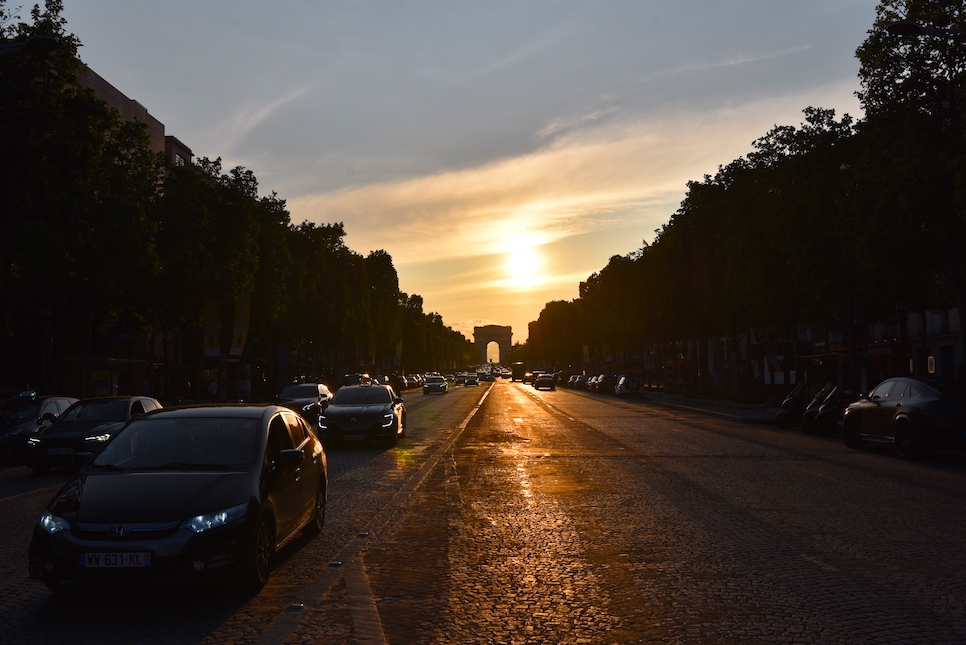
(0, 399, 41, 425)
(92, 417, 260, 470)
(56, 399, 130, 424)
(426, 376, 444, 384)
(280, 384, 319, 398)
(331, 386, 391, 405)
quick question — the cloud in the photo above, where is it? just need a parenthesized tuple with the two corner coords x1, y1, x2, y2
(290, 88, 841, 265)
(210, 85, 314, 155)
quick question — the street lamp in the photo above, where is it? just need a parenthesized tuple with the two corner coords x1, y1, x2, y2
(887, 20, 966, 43)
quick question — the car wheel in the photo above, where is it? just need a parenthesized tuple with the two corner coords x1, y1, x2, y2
(244, 515, 274, 591)
(842, 416, 865, 450)
(813, 418, 835, 437)
(305, 481, 326, 536)
(894, 419, 924, 460)
(776, 410, 795, 429)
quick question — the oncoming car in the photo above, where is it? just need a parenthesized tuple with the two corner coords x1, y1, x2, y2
(28, 405, 327, 594)
(423, 375, 448, 394)
(318, 383, 406, 446)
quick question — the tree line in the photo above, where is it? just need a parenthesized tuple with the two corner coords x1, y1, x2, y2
(525, 0, 966, 398)
(0, 1, 475, 399)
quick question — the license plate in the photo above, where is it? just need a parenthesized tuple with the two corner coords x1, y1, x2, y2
(342, 434, 366, 441)
(46, 448, 73, 455)
(80, 552, 152, 568)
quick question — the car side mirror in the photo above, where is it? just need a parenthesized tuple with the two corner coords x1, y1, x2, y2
(275, 448, 304, 468)
(39, 412, 57, 424)
(394, 396, 404, 404)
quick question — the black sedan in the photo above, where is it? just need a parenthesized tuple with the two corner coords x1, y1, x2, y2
(318, 383, 406, 446)
(842, 377, 966, 458)
(276, 382, 333, 428)
(0, 393, 77, 463)
(28, 404, 327, 594)
(23, 396, 162, 474)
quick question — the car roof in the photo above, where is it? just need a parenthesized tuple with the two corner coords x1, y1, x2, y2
(139, 404, 281, 420)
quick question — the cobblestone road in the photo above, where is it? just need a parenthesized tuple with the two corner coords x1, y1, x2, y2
(364, 381, 966, 644)
(2, 381, 965, 644)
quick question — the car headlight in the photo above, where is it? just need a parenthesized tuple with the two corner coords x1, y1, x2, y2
(302, 402, 315, 412)
(27, 436, 41, 446)
(38, 512, 69, 534)
(182, 503, 248, 533)
(382, 413, 394, 428)
(84, 433, 112, 443)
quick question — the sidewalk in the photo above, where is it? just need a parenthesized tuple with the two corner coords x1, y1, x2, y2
(638, 390, 778, 425)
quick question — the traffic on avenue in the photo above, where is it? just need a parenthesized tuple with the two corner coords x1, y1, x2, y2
(2, 378, 965, 644)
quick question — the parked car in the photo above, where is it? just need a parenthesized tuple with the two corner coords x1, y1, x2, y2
(533, 374, 556, 391)
(595, 375, 618, 394)
(423, 375, 448, 394)
(318, 383, 406, 446)
(23, 396, 162, 474)
(842, 377, 966, 458)
(810, 386, 860, 437)
(0, 393, 78, 463)
(276, 382, 333, 428)
(616, 374, 642, 397)
(28, 404, 327, 594)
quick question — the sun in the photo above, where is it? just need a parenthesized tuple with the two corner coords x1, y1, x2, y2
(503, 247, 545, 288)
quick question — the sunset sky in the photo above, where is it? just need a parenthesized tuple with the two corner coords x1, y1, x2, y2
(62, 0, 879, 343)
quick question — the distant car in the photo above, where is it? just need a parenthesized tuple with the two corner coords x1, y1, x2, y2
(464, 374, 480, 386)
(533, 374, 556, 391)
(23, 396, 162, 474)
(318, 383, 406, 446)
(423, 375, 448, 395)
(276, 383, 333, 428)
(0, 393, 78, 463)
(342, 373, 371, 387)
(842, 377, 966, 458)
(616, 375, 642, 397)
(28, 404, 327, 594)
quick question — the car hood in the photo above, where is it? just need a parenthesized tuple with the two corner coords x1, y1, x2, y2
(325, 404, 390, 418)
(40, 420, 126, 437)
(49, 471, 250, 523)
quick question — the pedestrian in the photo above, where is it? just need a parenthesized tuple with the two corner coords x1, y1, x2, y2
(207, 379, 218, 403)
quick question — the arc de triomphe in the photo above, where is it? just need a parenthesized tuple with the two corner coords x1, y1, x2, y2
(473, 325, 512, 365)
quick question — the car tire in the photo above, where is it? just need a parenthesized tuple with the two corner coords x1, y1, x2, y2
(894, 420, 925, 460)
(813, 418, 835, 437)
(842, 416, 865, 450)
(244, 515, 275, 591)
(776, 411, 791, 428)
(305, 481, 326, 536)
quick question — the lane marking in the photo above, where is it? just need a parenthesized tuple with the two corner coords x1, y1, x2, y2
(257, 385, 493, 645)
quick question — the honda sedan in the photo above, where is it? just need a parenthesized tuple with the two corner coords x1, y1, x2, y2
(28, 404, 327, 594)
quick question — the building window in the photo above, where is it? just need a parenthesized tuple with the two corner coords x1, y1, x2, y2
(174, 153, 185, 167)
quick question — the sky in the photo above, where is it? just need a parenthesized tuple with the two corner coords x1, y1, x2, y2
(60, 0, 880, 344)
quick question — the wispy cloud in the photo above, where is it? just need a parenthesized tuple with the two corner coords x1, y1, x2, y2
(210, 85, 313, 154)
(290, 95, 806, 264)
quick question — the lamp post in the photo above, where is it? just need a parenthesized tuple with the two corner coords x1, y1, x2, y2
(0, 34, 59, 55)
